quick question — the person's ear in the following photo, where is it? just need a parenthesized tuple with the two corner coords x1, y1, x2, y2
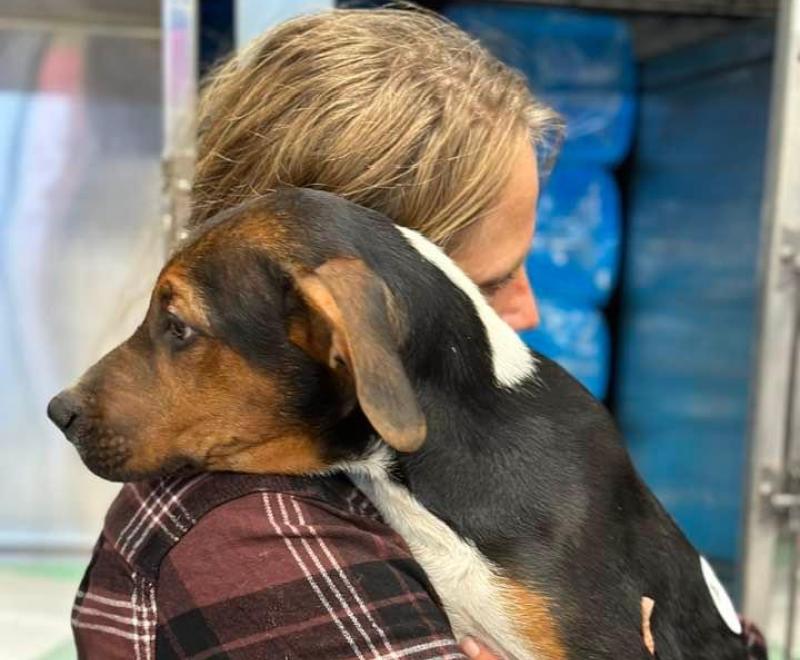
(289, 258, 426, 453)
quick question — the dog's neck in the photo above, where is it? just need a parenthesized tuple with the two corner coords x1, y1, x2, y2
(334, 373, 535, 510)
(394, 227, 536, 392)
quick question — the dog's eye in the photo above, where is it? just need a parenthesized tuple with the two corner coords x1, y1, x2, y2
(165, 315, 195, 346)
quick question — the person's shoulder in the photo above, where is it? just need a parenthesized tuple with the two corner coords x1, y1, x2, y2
(98, 470, 394, 576)
(154, 478, 459, 659)
(76, 471, 462, 659)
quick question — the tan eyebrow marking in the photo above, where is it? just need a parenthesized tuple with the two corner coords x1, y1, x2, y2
(156, 264, 210, 330)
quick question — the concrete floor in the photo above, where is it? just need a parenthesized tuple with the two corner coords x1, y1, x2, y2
(0, 552, 793, 659)
(0, 557, 86, 660)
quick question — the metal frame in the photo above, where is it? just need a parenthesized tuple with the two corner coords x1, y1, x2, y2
(743, 0, 800, 645)
(160, 0, 337, 251)
(161, 0, 198, 251)
(505, 0, 776, 17)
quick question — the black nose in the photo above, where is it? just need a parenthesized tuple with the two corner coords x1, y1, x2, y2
(47, 390, 83, 434)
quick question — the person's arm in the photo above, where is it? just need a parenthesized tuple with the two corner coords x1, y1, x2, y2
(155, 490, 467, 658)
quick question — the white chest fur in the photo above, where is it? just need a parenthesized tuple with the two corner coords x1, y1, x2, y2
(343, 452, 537, 660)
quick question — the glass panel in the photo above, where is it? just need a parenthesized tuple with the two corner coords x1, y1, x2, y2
(0, 26, 162, 548)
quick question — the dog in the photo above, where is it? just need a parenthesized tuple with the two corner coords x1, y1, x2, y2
(48, 188, 748, 659)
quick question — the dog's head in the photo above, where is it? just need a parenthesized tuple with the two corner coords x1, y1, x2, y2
(47, 190, 430, 480)
(48, 188, 533, 481)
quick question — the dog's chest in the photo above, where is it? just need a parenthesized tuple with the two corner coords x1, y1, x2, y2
(348, 470, 537, 660)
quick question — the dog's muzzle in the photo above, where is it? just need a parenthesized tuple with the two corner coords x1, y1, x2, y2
(47, 388, 134, 480)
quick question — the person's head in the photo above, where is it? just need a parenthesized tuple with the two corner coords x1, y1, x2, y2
(192, 7, 561, 330)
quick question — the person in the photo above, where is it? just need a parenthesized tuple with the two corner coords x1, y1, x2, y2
(71, 7, 766, 660)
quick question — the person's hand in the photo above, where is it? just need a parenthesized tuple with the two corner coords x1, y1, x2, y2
(460, 636, 500, 659)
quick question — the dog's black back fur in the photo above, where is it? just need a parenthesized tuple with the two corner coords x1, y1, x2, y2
(190, 189, 747, 659)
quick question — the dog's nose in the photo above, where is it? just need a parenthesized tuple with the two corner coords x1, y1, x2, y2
(47, 390, 83, 434)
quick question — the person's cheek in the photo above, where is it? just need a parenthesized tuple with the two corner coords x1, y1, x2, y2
(525, 271, 540, 328)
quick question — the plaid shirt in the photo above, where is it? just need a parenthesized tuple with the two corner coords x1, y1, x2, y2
(72, 471, 770, 660)
(72, 472, 465, 659)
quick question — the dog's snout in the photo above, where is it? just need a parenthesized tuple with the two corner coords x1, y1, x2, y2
(47, 390, 83, 435)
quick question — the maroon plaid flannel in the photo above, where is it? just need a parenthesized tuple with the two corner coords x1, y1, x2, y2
(72, 471, 770, 659)
(72, 472, 465, 659)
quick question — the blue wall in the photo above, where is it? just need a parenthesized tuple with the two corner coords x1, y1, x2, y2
(616, 25, 773, 580)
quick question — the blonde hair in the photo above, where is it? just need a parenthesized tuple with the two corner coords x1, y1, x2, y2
(192, 7, 561, 248)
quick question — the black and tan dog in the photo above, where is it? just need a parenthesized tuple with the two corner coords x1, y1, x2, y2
(49, 189, 747, 659)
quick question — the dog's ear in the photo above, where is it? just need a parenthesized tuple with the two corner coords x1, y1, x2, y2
(291, 258, 426, 453)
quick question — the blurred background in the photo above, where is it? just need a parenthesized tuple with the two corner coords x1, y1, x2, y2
(1, 0, 798, 658)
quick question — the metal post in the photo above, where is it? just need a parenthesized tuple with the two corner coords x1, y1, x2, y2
(742, 0, 800, 640)
(161, 0, 198, 252)
(779, 263, 800, 658)
(161, 0, 333, 250)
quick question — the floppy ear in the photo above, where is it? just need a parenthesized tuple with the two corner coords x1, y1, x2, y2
(291, 258, 426, 453)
